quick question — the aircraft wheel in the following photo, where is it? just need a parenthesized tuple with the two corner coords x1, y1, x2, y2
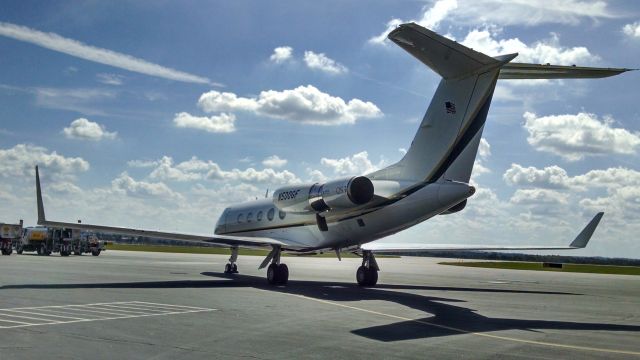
(37, 245, 44, 256)
(91, 249, 101, 256)
(224, 263, 232, 274)
(277, 264, 289, 285)
(232, 263, 238, 273)
(267, 263, 278, 284)
(16, 246, 23, 255)
(356, 266, 378, 287)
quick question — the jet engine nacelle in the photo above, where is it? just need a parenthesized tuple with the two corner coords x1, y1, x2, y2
(273, 176, 374, 214)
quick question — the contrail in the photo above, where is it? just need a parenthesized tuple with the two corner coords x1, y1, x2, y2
(0, 21, 221, 86)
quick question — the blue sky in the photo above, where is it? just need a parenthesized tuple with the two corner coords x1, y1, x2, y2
(1, 1, 639, 258)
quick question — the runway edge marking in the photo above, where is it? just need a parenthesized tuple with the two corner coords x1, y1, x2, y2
(261, 289, 640, 356)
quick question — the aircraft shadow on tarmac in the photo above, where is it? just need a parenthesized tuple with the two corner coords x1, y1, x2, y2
(3, 272, 639, 342)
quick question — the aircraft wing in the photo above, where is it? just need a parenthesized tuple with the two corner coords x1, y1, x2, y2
(362, 212, 603, 253)
(35, 166, 284, 249)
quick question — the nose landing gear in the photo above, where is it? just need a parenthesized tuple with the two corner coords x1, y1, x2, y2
(224, 246, 239, 274)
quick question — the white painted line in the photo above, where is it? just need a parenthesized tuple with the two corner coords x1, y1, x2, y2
(47, 306, 152, 317)
(0, 318, 42, 326)
(0, 312, 62, 323)
(0, 302, 217, 330)
(123, 302, 207, 312)
(24, 308, 109, 320)
(2, 309, 85, 320)
(132, 301, 210, 310)
(96, 304, 172, 314)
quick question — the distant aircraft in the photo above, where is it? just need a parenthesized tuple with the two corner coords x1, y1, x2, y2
(36, 23, 629, 286)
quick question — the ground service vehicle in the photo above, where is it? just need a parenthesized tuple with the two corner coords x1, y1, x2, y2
(1, 220, 22, 255)
(17, 227, 98, 256)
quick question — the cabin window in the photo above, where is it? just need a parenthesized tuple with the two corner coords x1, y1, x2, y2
(279, 210, 286, 220)
(237, 213, 244, 223)
(267, 208, 275, 221)
(257, 211, 263, 221)
(247, 212, 253, 223)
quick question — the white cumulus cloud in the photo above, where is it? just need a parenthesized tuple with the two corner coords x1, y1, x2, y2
(320, 151, 381, 175)
(0, 21, 216, 85)
(461, 29, 597, 65)
(173, 112, 236, 133)
(623, 21, 640, 38)
(369, 0, 458, 45)
(303, 51, 348, 75)
(198, 85, 382, 126)
(147, 156, 300, 185)
(262, 155, 287, 168)
(111, 172, 183, 200)
(270, 46, 293, 63)
(0, 144, 89, 179)
(523, 112, 640, 161)
(63, 118, 117, 141)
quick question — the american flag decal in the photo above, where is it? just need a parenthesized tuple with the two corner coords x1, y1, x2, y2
(445, 101, 456, 114)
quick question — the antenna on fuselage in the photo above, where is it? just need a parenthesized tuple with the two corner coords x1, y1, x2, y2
(265, 189, 269, 199)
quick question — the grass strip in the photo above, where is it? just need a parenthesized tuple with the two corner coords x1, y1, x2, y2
(439, 261, 640, 275)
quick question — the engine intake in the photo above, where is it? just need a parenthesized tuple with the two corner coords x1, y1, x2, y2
(273, 176, 374, 214)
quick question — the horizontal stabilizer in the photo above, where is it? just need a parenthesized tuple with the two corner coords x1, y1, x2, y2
(362, 212, 603, 253)
(499, 63, 633, 79)
(388, 23, 500, 80)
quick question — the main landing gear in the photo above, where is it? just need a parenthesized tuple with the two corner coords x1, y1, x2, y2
(262, 245, 288, 285)
(224, 246, 239, 274)
(356, 250, 379, 287)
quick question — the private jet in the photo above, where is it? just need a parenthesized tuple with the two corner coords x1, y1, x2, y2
(36, 23, 629, 286)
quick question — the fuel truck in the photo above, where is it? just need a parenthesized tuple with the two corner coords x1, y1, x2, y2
(17, 227, 104, 256)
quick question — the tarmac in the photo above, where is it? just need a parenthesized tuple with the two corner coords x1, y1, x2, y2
(0, 250, 639, 359)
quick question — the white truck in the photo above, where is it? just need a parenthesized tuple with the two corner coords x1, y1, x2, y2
(1, 220, 23, 255)
(17, 227, 104, 256)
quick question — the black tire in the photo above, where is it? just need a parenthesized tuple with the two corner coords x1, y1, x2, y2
(231, 263, 238, 273)
(267, 263, 278, 284)
(366, 268, 378, 287)
(7, 248, 12, 255)
(74, 251, 81, 256)
(356, 266, 367, 286)
(224, 263, 232, 274)
(91, 249, 101, 256)
(16, 247, 23, 255)
(356, 266, 378, 287)
(37, 245, 44, 256)
(276, 264, 289, 285)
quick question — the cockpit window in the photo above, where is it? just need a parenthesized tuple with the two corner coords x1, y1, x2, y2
(267, 208, 275, 221)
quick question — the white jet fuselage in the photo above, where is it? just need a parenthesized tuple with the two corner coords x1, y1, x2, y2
(215, 181, 475, 252)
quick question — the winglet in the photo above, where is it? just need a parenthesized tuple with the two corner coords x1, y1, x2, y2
(35, 165, 46, 224)
(569, 212, 604, 248)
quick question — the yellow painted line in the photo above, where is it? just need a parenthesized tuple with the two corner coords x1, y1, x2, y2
(265, 289, 640, 356)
